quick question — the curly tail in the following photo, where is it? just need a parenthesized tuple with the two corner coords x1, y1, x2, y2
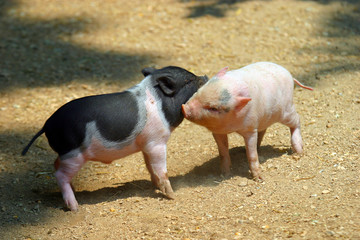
(293, 78, 313, 91)
(21, 128, 45, 156)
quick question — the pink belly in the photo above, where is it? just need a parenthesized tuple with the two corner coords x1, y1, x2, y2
(83, 138, 140, 163)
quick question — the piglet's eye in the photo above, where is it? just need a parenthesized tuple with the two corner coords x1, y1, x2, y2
(205, 106, 219, 112)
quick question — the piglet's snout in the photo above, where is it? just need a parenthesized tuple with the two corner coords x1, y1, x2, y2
(182, 103, 197, 121)
(182, 99, 201, 120)
(181, 104, 190, 119)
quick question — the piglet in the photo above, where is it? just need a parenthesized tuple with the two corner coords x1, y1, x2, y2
(182, 62, 313, 180)
(22, 66, 208, 211)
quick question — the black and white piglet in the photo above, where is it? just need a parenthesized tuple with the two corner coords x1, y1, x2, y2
(22, 66, 208, 211)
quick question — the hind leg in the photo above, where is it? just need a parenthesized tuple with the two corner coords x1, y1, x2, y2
(290, 126, 303, 154)
(54, 155, 85, 211)
(282, 109, 303, 154)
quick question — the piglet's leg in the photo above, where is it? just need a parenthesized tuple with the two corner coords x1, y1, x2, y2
(212, 133, 231, 177)
(55, 155, 85, 211)
(142, 152, 157, 187)
(142, 145, 174, 199)
(282, 109, 303, 154)
(257, 128, 267, 148)
(242, 131, 262, 181)
(290, 127, 303, 154)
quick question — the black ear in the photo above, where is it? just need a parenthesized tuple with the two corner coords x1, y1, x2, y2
(156, 76, 176, 95)
(141, 67, 156, 77)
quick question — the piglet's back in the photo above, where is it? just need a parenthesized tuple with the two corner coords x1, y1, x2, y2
(228, 62, 294, 92)
(227, 62, 296, 127)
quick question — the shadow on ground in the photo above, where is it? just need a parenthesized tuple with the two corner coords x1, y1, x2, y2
(0, 0, 153, 92)
(295, 0, 360, 83)
(180, 0, 359, 86)
(0, 129, 287, 228)
(181, 0, 359, 19)
(180, 0, 273, 18)
(40, 145, 287, 209)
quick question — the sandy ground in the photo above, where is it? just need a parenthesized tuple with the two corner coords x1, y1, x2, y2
(0, 0, 359, 239)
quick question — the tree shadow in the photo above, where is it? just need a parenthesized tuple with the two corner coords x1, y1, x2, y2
(180, 0, 359, 87)
(180, 0, 258, 18)
(0, 131, 59, 227)
(295, 0, 360, 83)
(300, 0, 359, 4)
(0, 0, 154, 229)
(181, 0, 359, 19)
(0, 0, 153, 93)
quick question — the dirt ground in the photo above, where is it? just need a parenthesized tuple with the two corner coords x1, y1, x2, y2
(0, 0, 359, 239)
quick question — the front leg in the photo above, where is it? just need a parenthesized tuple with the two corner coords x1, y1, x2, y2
(212, 133, 231, 177)
(242, 131, 262, 181)
(142, 145, 174, 199)
(257, 128, 267, 148)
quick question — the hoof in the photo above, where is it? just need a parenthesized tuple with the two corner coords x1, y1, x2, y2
(159, 179, 175, 200)
(165, 191, 175, 200)
(252, 173, 265, 183)
(251, 174, 264, 183)
(220, 165, 232, 179)
(220, 171, 232, 179)
(65, 200, 79, 212)
(63, 192, 79, 211)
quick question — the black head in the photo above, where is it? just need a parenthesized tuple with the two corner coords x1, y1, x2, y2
(142, 66, 208, 96)
(141, 66, 208, 127)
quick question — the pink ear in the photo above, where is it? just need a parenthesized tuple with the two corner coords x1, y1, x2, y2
(235, 97, 251, 111)
(216, 67, 229, 78)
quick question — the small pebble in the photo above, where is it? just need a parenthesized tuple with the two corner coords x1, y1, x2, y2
(239, 180, 248, 187)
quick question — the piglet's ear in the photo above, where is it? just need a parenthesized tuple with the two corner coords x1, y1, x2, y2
(216, 67, 229, 78)
(156, 76, 176, 95)
(141, 67, 156, 77)
(234, 97, 251, 111)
